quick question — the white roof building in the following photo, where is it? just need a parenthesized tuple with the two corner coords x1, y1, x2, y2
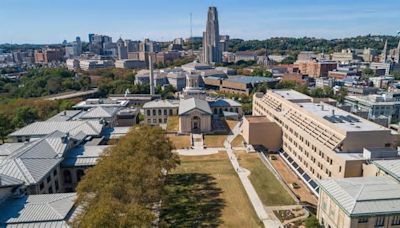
(0, 193, 78, 227)
(319, 176, 400, 216)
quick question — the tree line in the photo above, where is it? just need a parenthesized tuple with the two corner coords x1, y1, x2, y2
(0, 98, 76, 143)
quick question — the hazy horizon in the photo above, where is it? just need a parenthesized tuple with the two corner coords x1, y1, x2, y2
(1, 0, 400, 44)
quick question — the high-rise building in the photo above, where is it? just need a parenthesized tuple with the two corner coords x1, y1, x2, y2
(201, 6, 222, 64)
(381, 39, 388, 63)
(117, 38, 128, 60)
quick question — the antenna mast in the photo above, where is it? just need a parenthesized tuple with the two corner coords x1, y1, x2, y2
(190, 12, 193, 56)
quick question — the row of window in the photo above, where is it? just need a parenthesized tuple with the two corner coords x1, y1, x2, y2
(146, 109, 174, 116)
(358, 215, 400, 226)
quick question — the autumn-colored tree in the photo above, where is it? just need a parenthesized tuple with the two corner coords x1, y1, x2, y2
(74, 125, 180, 227)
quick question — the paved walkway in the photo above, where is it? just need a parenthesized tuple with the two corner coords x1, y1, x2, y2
(192, 133, 204, 149)
(174, 147, 224, 156)
(225, 122, 282, 228)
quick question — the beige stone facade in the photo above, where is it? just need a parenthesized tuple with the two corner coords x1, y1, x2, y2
(242, 116, 282, 151)
(179, 109, 212, 133)
(252, 90, 397, 189)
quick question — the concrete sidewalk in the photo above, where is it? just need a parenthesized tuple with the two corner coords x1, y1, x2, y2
(225, 122, 282, 228)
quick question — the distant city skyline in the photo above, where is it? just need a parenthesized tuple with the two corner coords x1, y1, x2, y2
(1, 0, 400, 44)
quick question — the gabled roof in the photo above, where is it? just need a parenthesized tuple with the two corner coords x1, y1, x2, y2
(62, 145, 109, 167)
(0, 193, 77, 226)
(179, 98, 212, 115)
(9, 120, 103, 138)
(0, 174, 23, 188)
(80, 106, 120, 119)
(373, 159, 400, 182)
(0, 131, 68, 185)
(319, 176, 400, 216)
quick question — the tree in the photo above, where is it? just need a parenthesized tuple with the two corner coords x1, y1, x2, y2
(74, 125, 180, 227)
(335, 87, 348, 104)
(0, 114, 12, 143)
(361, 68, 375, 80)
(305, 215, 320, 228)
(12, 106, 38, 128)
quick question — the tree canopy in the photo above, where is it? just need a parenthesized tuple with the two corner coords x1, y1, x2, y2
(74, 125, 180, 227)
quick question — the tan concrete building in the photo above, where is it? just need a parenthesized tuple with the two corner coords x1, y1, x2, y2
(142, 99, 179, 125)
(178, 98, 212, 133)
(252, 90, 397, 194)
(318, 176, 400, 228)
(242, 116, 282, 151)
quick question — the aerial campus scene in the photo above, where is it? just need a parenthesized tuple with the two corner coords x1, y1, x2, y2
(1, 0, 400, 227)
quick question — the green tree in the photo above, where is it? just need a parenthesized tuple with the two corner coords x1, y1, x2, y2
(305, 215, 320, 228)
(74, 125, 180, 227)
(0, 114, 12, 143)
(12, 106, 38, 128)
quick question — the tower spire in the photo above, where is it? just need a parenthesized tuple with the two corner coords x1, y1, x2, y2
(381, 39, 388, 63)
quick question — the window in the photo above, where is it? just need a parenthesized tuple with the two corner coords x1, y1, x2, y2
(164, 109, 167, 115)
(48, 186, 53, 194)
(63, 170, 72, 183)
(392, 215, 400, 225)
(358, 217, 368, 223)
(53, 169, 57, 176)
(152, 110, 156, 115)
(39, 182, 44, 190)
(375, 216, 385, 227)
(147, 110, 151, 116)
(55, 180, 59, 191)
(159, 119, 162, 123)
(169, 109, 173, 115)
(47, 175, 51, 183)
(158, 109, 162, 115)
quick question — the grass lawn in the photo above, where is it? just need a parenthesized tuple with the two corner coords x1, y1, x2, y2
(167, 134, 191, 149)
(231, 135, 244, 147)
(160, 153, 262, 227)
(236, 152, 296, 206)
(167, 116, 179, 132)
(204, 135, 227, 147)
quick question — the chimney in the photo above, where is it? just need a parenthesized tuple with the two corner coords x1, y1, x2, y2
(149, 56, 155, 95)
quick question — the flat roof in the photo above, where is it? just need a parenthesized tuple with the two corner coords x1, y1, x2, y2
(319, 176, 400, 216)
(226, 76, 278, 84)
(244, 115, 272, 123)
(298, 102, 388, 132)
(272, 90, 312, 102)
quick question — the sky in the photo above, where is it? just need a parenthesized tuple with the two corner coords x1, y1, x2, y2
(1, 0, 400, 44)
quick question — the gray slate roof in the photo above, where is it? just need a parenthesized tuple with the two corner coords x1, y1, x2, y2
(0, 193, 77, 227)
(79, 106, 119, 119)
(143, 99, 180, 109)
(373, 159, 400, 182)
(62, 145, 109, 167)
(46, 110, 83, 122)
(179, 98, 212, 115)
(9, 120, 103, 138)
(319, 176, 400, 216)
(0, 174, 23, 188)
(0, 131, 68, 185)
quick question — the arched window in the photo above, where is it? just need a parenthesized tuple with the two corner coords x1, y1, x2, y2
(63, 170, 72, 183)
(76, 169, 85, 182)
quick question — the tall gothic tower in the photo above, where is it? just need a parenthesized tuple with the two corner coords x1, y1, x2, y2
(201, 6, 221, 64)
(381, 39, 388, 63)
